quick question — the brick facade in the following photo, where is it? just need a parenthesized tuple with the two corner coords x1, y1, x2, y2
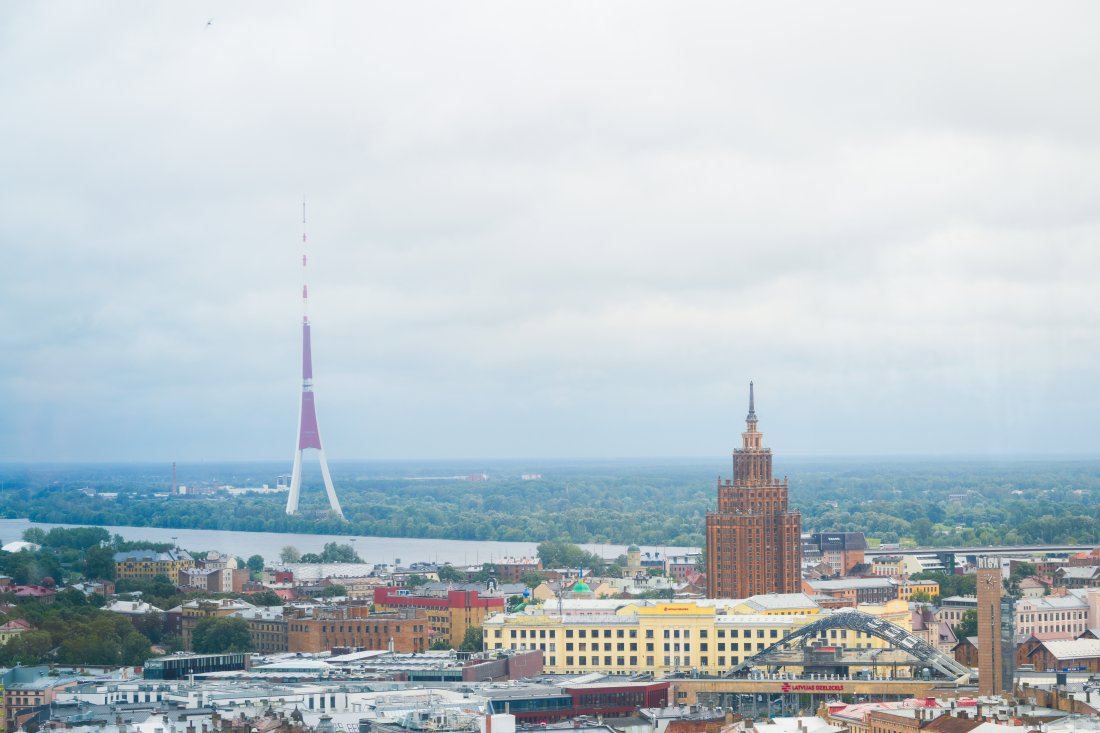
(707, 384, 801, 599)
(285, 605, 429, 653)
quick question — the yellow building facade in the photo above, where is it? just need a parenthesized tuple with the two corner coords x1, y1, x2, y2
(897, 580, 939, 602)
(483, 598, 912, 677)
(113, 550, 195, 581)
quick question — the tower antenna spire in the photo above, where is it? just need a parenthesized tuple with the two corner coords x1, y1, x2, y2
(286, 199, 345, 519)
(747, 380, 756, 421)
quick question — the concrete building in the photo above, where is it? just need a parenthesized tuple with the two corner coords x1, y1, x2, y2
(1014, 592, 1092, 642)
(805, 533, 867, 576)
(804, 577, 898, 605)
(937, 596, 978, 629)
(179, 566, 245, 593)
(231, 606, 289, 654)
(2, 666, 79, 731)
(706, 384, 801, 598)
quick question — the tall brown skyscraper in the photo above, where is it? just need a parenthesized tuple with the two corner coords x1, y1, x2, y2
(706, 383, 801, 599)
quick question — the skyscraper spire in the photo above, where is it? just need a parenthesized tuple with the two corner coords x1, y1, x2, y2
(746, 380, 757, 424)
(286, 201, 345, 519)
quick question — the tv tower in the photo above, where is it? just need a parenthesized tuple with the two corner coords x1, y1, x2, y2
(286, 201, 345, 519)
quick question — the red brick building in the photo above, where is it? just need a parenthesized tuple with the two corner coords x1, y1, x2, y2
(373, 587, 504, 647)
(706, 383, 801, 599)
(285, 604, 429, 653)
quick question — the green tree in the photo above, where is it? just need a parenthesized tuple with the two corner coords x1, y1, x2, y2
(471, 563, 498, 583)
(430, 638, 451, 650)
(320, 542, 361, 563)
(248, 589, 285, 606)
(120, 631, 152, 665)
(459, 626, 483, 652)
(320, 584, 347, 598)
(520, 572, 544, 588)
(911, 518, 934, 545)
(954, 609, 978, 639)
(536, 540, 605, 574)
(0, 630, 53, 664)
(83, 545, 117, 580)
(246, 555, 265, 574)
(44, 527, 111, 550)
(279, 546, 301, 564)
(437, 565, 465, 582)
(21, 527, 48, 545)
(405, 574, 428, 588)
(192, 616, 253, 653)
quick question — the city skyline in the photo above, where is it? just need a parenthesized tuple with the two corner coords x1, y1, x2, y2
(2, 4, 1099, 462)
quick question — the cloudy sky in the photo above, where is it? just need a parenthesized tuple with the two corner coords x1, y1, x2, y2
(2, 3, 1098, 463)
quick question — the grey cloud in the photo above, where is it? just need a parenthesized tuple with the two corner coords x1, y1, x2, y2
(2, 2, 1099, 461)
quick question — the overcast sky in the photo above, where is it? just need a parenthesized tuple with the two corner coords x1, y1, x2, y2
(2, 3, 1098, 463)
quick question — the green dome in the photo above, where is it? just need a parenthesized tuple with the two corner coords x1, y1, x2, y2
(572, 581, 591, 592)
(627, 545, 640, 552)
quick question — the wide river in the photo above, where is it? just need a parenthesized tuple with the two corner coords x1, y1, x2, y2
(0, 518, 695, 567)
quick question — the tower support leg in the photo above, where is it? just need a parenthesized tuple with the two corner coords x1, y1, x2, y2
(287, 448, 303, 514)
(317, 447, 344, 519)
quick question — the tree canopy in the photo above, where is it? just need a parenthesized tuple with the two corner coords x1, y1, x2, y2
(192, 616, 252, 653)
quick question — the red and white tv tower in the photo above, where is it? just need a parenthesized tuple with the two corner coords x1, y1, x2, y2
(286, 202, 345, 519)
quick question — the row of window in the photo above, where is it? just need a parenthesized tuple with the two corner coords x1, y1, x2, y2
(502, 625, 804, 641)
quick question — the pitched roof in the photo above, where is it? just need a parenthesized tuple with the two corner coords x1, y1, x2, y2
(1034, 639, 1100, 660)
(921, 715, 983, 733)
(0, 619, 33, 631)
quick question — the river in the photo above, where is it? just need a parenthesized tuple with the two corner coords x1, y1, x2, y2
(0, 518, 695, 567)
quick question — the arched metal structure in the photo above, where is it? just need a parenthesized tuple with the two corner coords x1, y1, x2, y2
(729, 609, 971, 680)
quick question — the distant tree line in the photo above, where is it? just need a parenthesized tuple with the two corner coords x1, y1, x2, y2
(2, 460, 1099, 548)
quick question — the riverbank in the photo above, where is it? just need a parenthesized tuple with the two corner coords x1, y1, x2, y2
(0, 518, 695, 567)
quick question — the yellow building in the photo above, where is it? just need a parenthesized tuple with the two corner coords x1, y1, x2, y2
(113, 549, 195, 581)
(483, 596, 912, 677)
(898, 580, 939, 602)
